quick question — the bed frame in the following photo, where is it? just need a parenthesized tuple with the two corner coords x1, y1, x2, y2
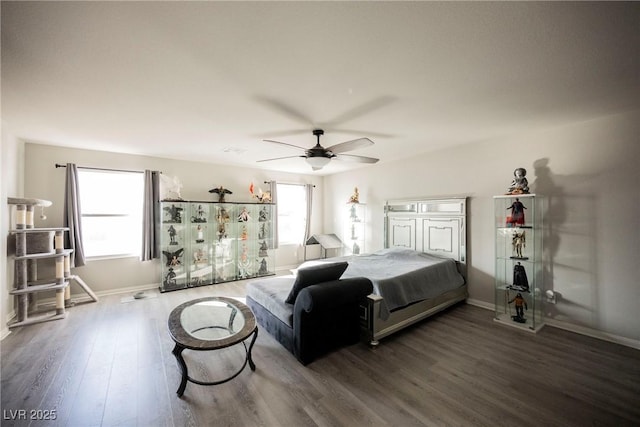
(360, 197, 468, 345)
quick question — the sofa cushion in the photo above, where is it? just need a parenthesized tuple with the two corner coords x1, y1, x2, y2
(246, 276, 296, 326)
(284, 261, 349, 304)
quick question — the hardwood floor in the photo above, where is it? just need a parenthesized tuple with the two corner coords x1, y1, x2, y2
(2, 282, 639, 427)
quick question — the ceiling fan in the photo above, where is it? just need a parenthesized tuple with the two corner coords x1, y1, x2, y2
(258, 129, 379, 171)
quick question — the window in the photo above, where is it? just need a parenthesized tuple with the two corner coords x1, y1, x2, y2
(78, 169, 144, 258)
(277, 183, 307, 245)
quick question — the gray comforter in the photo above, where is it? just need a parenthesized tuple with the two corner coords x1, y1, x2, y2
(298, 248, 465, 319)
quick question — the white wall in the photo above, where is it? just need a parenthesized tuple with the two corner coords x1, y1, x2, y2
(1, 126, 25, 338)
(21, 143, 322, 297)
(324, 110, 640, 345)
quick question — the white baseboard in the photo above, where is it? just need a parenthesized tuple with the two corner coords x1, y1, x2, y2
(1, 326, 11, 341)
(466, 298, 494, 311)
(465, 298, 640, 350)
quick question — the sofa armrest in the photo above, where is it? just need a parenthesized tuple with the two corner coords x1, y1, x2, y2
(294, 277, 373, 313)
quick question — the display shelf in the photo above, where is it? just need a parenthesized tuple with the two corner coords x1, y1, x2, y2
(493, 194, 545, 332)
(160, 201, 275, 292)
(344, 203, 365, 256)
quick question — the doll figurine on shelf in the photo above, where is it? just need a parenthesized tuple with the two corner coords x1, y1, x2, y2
(511, 231, 527, 259)
(209, 186, 232, 202)
(167, 225, 178, 245)
(509, 292, 528, 323)
(506, 198, 527, 227)
(237, 207, 250, 222)
(163, 204, 183, 223)
(195, 224, 205, 243)
(506, 168, 529, 195)
(348, 187, 360, 204)
(509, 262, 529, 292)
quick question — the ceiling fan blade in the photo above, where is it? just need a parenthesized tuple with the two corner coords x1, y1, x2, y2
(326, 137, 374, 154)
(257, 155, 305, 163)
(254, 129, 310, 139)
(325, 96, 396, 127)
(263, 139, 308, 151)
(254, 96, 314, 125)
(334, 153, 379, 164)
(330, 128, 396, 138)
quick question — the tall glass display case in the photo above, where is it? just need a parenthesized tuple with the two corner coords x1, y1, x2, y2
(160, 201, 275, 292)
(161, 202, 189, 291)
(344, 203, 365, 255)
(494, 194, 545, 331)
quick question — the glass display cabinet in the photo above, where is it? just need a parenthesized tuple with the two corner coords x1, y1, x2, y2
(344, 203, 366, 255)
(161, 202, 189, 291)
(160, 201, 275, 292)
(494, 194, 545, 331)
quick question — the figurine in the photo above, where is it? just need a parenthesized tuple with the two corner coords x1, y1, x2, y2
(237, 207, 250, 222)
(258, 241, 269, 257)
(509, 292, 528, 323)
(217, 223, 227, 240)
(163, 204, 183, 223)
(195, 225, 205, 243)
(167, 225, 178, 245)
(258, 258, 268, 275)
(209, 186, 233, 202)
(164, 267, 177, 287)
(162, 248, 184, 267)
(349, 204, 360, 222)
(258, 223, 267, 239)
(348, 187, 360, 204)
(506, 198, 527, 227)
(506, 168, 529, 195)
(250, 183, 272, 203)
(193, 248, 207, 265)
(217, 207, 230, 223)
(258, 206, 269, 222)
(191, 205, 207, 223)
(511, 231, 527, 259)
(160, 175, 184, 201)
(238, 244, 251, 279)
(509, 262, 530, 292)
(240, 225, 248, 240)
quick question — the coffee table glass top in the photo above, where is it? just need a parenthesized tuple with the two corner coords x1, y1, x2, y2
(181, 299, 245, 340)
(168, 296, 256, 351)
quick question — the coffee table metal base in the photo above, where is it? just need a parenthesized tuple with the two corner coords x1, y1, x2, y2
(172, 328, 258, 397)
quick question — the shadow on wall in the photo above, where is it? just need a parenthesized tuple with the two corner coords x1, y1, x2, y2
(532, 158, 598, 326)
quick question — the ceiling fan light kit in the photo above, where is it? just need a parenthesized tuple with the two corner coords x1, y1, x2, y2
(305, 156, 332, 170)
(259, 128, 379, 171)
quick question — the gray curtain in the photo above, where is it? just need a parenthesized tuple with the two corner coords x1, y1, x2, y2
(303, 183, 314, 245)
(141, 170, 160, 261)
(63, 163, 86, 267)
(268, 180, 279, 249)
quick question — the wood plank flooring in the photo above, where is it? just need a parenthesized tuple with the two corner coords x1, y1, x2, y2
(2, 281, 639, 427)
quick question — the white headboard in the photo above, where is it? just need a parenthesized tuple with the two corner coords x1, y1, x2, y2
(384, 197, 467, 265)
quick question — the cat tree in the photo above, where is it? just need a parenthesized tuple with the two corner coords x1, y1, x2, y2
(7, 197, 97, 328)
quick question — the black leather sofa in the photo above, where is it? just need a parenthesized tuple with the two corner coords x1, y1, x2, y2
(245, 262, 373, 365)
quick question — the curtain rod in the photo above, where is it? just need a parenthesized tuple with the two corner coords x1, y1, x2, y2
(55, 163, 146, 174)
(264, 180, 315, 187)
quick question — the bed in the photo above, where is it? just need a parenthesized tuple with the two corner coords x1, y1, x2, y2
(298, 197, 468, 345)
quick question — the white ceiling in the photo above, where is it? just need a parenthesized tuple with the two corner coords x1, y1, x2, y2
(2, 2, 638, 175)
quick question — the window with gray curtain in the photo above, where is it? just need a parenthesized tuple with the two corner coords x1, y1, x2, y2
(64, 163, 86, 267)
(76, 168, 144, 258)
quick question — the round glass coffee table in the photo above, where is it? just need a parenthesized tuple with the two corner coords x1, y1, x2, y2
(168, 296, 258, 397)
